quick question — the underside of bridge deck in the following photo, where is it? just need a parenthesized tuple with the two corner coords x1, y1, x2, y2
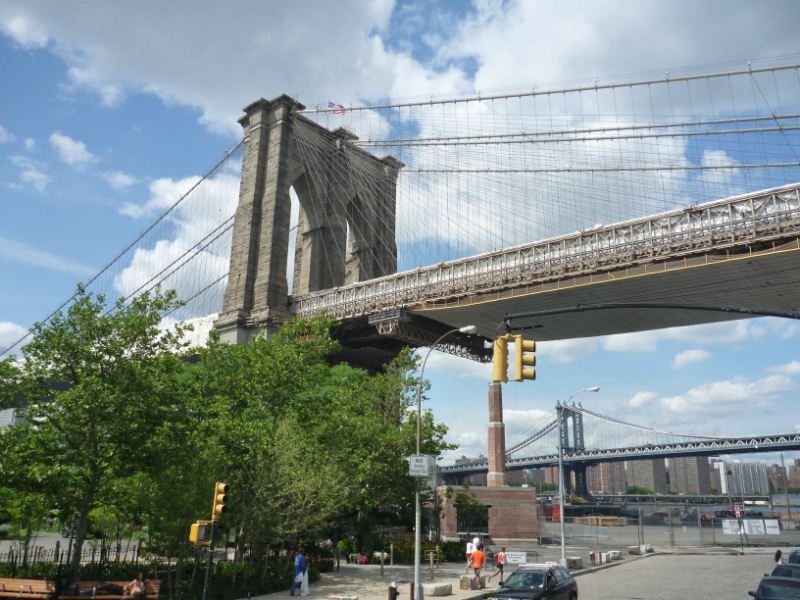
(410, 239, 800, 342)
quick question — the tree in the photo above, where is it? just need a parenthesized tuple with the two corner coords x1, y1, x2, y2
(0, 287, 192, 578)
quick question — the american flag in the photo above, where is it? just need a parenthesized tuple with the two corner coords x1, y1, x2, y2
(327, 101, 345, 115)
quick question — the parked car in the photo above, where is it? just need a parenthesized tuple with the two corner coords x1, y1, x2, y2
(486, 563, 577, 600)
(787, 550, 800, 565)
(772, 563, 800, 580)
(748, 576, 800, 599)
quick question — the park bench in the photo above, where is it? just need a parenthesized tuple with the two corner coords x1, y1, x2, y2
(0, 578, 55, 600)
(59, 581, 160, 600)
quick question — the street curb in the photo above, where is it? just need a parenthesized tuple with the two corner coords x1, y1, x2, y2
(572, 552, 655, 577)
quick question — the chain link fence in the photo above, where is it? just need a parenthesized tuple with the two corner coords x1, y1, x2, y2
(535, 508, 800, 552)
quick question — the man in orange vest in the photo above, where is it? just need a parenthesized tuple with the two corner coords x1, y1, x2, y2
(488, 547, 506, 585)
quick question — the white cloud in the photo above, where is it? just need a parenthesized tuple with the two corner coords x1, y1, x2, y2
(0, 125, 14, 144)
(660, 373, 795, 415)
(49, 131, 97, 169)
(0, 321, 28, 355)
(23, 137, 35, 151)
(769, 361, 800, 376)
(423, 350, 490, 379)
(113, 169, 240, 314)
(0, 13, 47, 48)
(538, 338, 598, 363)
(103, 170, 136, 190)
(672, 348, 712, 369)
(0, 234, 94, 277)
(629, 391, 657, 409)
(603, 331, 658, 353)
(9, 155, 50, 193)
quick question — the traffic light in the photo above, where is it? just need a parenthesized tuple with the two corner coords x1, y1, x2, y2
(513, 335, 536, 381)
(189, 520, 211, 544)
(492, 334, 510, 383)
(211, 482, 229, 521)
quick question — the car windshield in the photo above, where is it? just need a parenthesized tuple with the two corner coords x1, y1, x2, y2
(757, 580, 800, 599)
(503, 571, 545, 589)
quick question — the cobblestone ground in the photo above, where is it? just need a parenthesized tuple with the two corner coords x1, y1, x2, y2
(576, 554, 774, 600)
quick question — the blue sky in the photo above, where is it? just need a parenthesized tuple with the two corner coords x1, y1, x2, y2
(1, 0, 800, 469)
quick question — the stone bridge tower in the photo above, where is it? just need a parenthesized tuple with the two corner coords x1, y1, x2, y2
(214, 95, 403, 343)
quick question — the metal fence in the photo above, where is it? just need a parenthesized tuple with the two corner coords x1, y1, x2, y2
(537, 511, 800, 552)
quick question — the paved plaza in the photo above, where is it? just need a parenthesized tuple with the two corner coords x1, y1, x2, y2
(249, 549, 784, 600)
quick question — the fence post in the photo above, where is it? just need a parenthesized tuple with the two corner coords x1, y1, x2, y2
(637, 509, 643, 546)
(668, 514, 674, 547)
(697, 511, 702, 548)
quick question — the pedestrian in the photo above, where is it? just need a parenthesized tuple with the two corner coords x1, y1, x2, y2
(775, 549, 783, 565)
(470, 543, 486, 588)
(122, 572, 147, 600)
(388, 582, 399, 600)
(465, 538, 475, 572)
(290, 548, 306, 596)
(487, 546, 506, 585)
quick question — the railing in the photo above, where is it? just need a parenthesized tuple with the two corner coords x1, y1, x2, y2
(440, 432, 800, 473)
(294, 183, 800, 319)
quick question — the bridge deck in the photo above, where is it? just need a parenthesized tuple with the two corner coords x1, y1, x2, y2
(294, 183, 800, 341)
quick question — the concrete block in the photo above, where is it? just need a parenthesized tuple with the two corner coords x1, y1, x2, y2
(607, 551, 622, 561)
(459, 576, 485, 590)
(566, 556, 583, 570)
(422, 583, 452, 596)
(627, 545, 643, 555)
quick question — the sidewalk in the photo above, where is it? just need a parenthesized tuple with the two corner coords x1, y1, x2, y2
(248, 562, 506, 600)
(247, 546, 626, 600)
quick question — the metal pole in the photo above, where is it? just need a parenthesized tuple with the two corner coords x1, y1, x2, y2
(558, 402, 567, 567)
(414, 326, 475, 600)
(781, 453, 792, 522)
(202, 521, 215, 600)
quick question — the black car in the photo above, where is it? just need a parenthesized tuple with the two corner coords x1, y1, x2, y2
(748, 576, 800, 599)
(487, 564, 577, 600)
(772, 564, 800, 580)
(788, 551, 800, 565)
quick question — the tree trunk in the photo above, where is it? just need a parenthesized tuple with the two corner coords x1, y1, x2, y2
(68, 495, 94, 580)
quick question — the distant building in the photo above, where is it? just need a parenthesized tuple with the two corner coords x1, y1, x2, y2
(789, 459, 800, 489)
(726, 461, 771, 496)
(625, 459, 668, 492)
(669, 456, 712, 495)
(587, 461, 627, 494)
(543, 466, 559, 486)
(769, 463, 789, 492)
(712, 460, 729, 494)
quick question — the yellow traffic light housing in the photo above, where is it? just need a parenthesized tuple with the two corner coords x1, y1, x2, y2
(189, 520, 212, 544)
(492, 334, 511, 383)
(211, 482, 229, 521)
(513, 335, 536, 381)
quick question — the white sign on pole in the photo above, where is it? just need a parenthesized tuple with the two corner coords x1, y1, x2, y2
(505, 551, 527, 564)
(765, 520, 781, 535)
(407, 455, 434, 477)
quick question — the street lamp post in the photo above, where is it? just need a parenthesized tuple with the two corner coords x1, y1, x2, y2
(558, 386, 600, 568)
(414, 325, 476, 600)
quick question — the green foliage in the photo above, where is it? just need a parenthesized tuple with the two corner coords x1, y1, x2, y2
(0, 291, 456, 591)
(626, 485, 655, 495)
(0, 287, 193, 577)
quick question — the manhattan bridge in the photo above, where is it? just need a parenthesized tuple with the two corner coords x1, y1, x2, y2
(4, 61, 800, 487)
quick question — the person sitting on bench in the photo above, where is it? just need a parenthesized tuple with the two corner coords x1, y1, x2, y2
(122, 572, 147, 600)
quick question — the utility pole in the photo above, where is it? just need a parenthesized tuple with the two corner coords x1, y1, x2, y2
(781, 453, 793, 522)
